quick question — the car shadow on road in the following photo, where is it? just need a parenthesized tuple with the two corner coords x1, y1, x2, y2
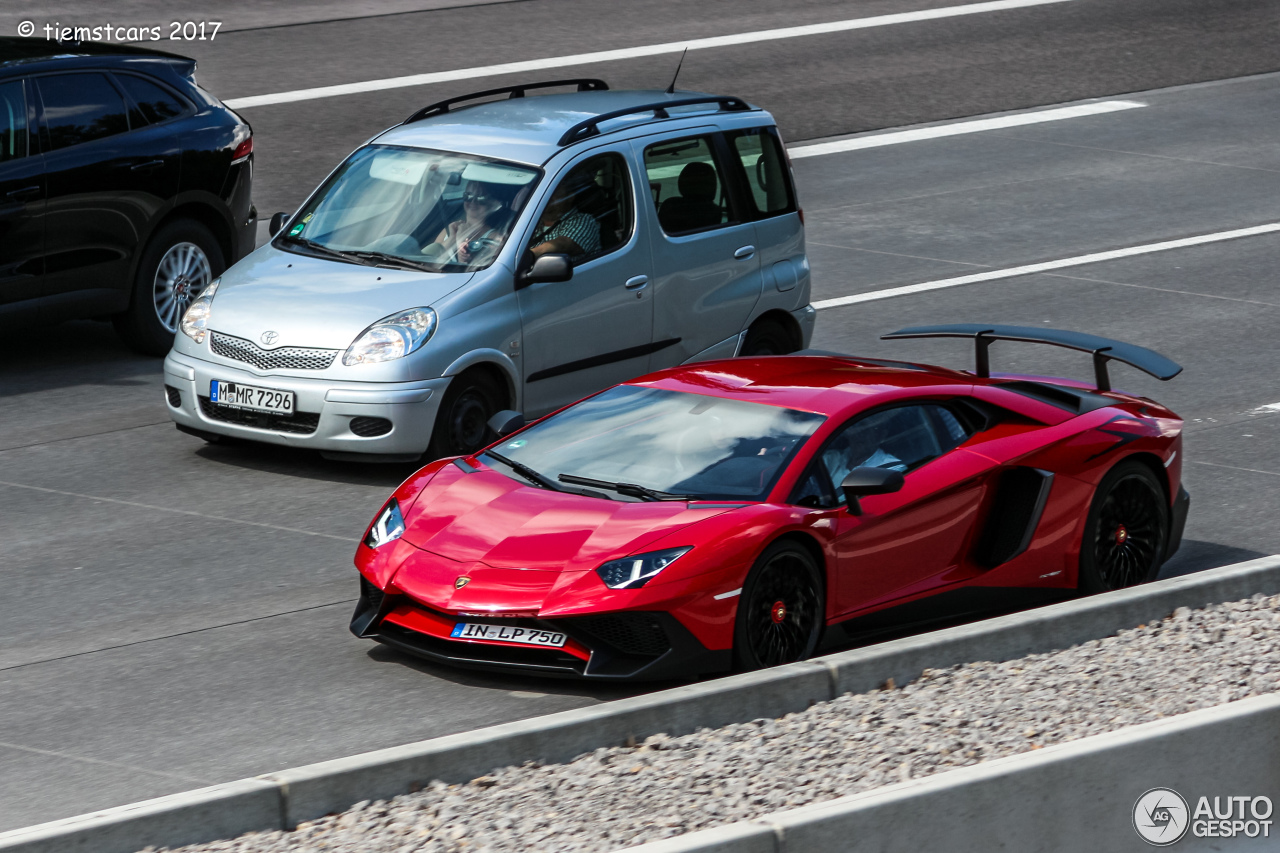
(193, 439, 423, 488)
(1158, 539, 1269, 579)
(0, 320, 159, 397)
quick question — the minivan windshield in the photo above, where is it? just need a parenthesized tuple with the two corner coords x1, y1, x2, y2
(279, 145, 540, 273)
(483, 385, 826, 501)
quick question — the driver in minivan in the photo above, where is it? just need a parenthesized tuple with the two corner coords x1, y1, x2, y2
(529, 171, 602, 260)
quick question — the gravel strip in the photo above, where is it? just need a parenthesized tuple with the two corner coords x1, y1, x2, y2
(153, 593, 1280, 853)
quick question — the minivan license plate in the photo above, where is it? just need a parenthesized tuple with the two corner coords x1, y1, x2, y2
(210, 380, 295, 415)
(450, 623, 567, 648)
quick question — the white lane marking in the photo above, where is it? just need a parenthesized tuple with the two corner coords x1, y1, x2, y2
(789, 101, 1145, 159)
(812, 222, 1280, 310)
(714, 588, 743, 600)
(224, 0, 1076, 109)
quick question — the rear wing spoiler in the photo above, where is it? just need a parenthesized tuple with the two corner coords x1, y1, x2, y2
(880, 324, 1182, 392)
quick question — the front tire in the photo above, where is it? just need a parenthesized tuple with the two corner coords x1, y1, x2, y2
(733, 540, 825, 670)
(115, 219, 224, 356)
(1078, 460, 1169, 593)
(426, 370, 503, 459)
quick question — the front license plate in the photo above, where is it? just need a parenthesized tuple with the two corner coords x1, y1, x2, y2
(450, 623, 567, 648)
(210, 380, 295, 414)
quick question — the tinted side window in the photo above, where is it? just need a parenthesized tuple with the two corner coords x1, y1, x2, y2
(37, 73, 129, 150)
(0, 80, 27, 163)
(529, 152, 632, 263)
(728, 127, 796, 218)
(643, 135, 734, 236)
(115, 73, 186, 125)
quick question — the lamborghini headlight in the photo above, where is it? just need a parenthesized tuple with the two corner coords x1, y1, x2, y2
(596, 547, 692, 590)
(343, 307, 437, 366)
(179, 278, 220, 343)
(364, 499, 406, 549)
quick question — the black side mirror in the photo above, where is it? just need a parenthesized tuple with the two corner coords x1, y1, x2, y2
(840, 467, 904, 515)
(516, 253, 572, 288)
(269, 211, 292, 237)
(487, 410, 525, 438)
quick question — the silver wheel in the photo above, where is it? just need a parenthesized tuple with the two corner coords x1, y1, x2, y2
(152, 241, 212, 333)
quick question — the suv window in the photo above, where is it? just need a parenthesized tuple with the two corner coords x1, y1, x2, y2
(115, 73, 187, 126)
(791, 404, 973, 508)
(529, 152, 632, 263)
(0, 80, 27, 163)
(727, 127, 796, 219)
(37, 73, 130, 150)
(644, 135, 735, 236)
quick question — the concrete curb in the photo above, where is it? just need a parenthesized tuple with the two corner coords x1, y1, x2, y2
(621, 691, 1280, 852)
(3, 555, 1278, 853)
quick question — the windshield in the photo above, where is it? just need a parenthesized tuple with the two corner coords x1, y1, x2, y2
(484, 386, 826, 501)
(280, 145, 540, 273)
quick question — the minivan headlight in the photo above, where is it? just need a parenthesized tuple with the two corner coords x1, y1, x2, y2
(179, 278, 220, 343)
(343, 307, 437, 366)
(596, 547, 692, 590)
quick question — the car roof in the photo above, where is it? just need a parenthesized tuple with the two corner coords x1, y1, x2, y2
(0, 37, 194, 73)
(633, 355, 975, 418)
(374, 88, 763, 166)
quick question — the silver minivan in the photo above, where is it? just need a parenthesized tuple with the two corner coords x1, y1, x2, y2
(164, 81, 814, 460)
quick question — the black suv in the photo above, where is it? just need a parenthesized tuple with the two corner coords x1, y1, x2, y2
(0, 38, 255, 355)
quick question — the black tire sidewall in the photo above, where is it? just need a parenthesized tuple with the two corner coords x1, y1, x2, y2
(427, 371, 502, 459)
(117, 219, 224, 356)
(1078, 459, 1169, 594)
(740, 321, 791, 356)
(733, 540, 825, 670)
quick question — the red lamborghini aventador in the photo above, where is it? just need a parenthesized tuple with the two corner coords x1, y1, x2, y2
(351, 325, 1188, 680)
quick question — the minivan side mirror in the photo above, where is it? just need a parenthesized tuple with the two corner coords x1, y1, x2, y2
(516, 253, 572, 288)
(840, 467, 904, 515)
(269, 211, 292, 237)
(487, 410, 526, 438)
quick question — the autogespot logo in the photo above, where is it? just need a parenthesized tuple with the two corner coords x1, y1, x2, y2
(1134, 788, 1190, 846)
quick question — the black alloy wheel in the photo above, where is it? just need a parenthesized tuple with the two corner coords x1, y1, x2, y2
(734, 540, 824, 669)
(739, 320, 793, 356)
(427, 370, 502, 459)
(1078, 460, 1169, 593)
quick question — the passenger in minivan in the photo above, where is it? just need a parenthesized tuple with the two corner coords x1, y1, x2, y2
(529, 172, 602, 260)
(426, 180, 513, 265)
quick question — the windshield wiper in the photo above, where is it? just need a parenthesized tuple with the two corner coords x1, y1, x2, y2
(280, 236, 372, 265)
(346, 250, 435, 272)
(484, 451, 561, 491)
(558, 473, 692, 502)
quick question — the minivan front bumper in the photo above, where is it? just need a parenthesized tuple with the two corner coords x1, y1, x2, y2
(164, 350, 449, 457)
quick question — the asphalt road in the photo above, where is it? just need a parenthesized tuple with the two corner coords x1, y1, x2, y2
(2, 0, 1280, 834)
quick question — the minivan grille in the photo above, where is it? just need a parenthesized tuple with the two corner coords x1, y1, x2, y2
(199, 395, 320, 434)
(211, 332, 338, 371)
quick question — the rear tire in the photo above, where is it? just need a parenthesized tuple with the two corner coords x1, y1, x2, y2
(426, 370, 503, 459)
(739, 320, 793, 356)
(733, 540, 824, 670)
(115, 219, 224, 357)
(1078, 460, 1169, 593)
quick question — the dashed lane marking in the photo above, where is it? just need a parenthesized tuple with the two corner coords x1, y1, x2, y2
(812, 222, 1280, 310)
(224, 0, 1075, 109)
(789, 101, 1145, 158)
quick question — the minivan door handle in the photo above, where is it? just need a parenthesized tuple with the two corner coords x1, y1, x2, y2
(624, 275, 649, 289)
(734, 245, 755, 260)
(4, 185, 40, 200)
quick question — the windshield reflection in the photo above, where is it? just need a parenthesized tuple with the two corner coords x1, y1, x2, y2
(484, 386, 825, 501)
(280, 145, 540, 273)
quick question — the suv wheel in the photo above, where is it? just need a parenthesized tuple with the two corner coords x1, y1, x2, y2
(115, 219, 224, 356)
(427, 370, 503, 459)
(740, 320, 793, 356)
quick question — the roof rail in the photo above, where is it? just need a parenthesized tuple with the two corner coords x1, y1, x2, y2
(403, 79, 609, 124)
(557, 95, 753, 146)
(880, 324, 1183, 392)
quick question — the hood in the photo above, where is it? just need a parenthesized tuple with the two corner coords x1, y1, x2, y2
(390, 463, 737, 609)
(208, 246, 474, 349)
